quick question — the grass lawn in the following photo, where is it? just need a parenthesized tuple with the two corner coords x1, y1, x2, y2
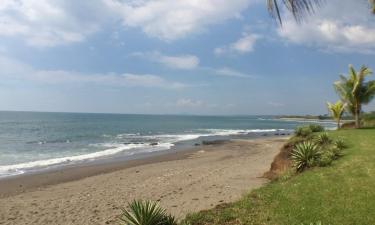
(182, 129, 375, 225)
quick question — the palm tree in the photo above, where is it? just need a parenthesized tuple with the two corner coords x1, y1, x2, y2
(267, 0, 375, 25)
(334, 65, 375, 128)
(327, 101, 345, 129)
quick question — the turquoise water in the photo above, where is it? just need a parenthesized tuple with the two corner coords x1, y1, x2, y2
(0, 111, 334, 177)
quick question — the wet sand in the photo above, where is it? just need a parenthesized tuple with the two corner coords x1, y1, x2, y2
(0, 137, 286, 225)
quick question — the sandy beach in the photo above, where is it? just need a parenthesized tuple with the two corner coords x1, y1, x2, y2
(0, 137, 286, 225)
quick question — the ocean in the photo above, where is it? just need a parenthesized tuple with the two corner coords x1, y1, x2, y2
(0, 111, 335, 178)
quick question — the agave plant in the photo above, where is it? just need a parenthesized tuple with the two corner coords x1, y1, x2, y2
(120, 200, 177, 225)
(314, 133, 332, 146)
(291, 141, 320, 172)
(334, 138, 347, 150)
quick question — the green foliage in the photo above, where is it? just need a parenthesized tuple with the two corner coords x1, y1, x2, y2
(308, 124, 325, 132)
(182, 129, 375, 225)
(362, 111, 375, 127)
(314, 133, 332, 146)
(317, 150, 334, 167)
(327, 101, 345, 129)
(295, 126, 313, 137)
(334, 65, 375, 128)
(294, 124, 324, 137)
(120, 200, 177, 225)
(333, 138, 347, 150)
(291, 141, 320, 172)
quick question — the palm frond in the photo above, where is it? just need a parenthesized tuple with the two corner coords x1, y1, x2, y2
(267, 0, 323, 25)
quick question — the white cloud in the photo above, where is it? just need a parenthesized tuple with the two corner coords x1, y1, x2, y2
(278, 0, 375, 54)
(132, 51, 199, 70)
(214, 31, 259, 56)
(0, 56, 186, 89)
(0, 0, 259, 46)
(106, 0, 254, 40)
(176, 98, 204, 107)
(214, 67, 256, 78)
(0, 0, 112, 47)
(267, 101, 285, 107)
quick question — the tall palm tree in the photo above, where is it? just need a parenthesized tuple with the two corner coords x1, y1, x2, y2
(267, 0, 375, 24)
(334, 65, 375, 128)
(327, 101, 345, 129)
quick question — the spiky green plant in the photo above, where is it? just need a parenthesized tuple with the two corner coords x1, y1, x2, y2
(334, 138, 347, 150)
(120, 200, 177, 225)
(291, 141, 320, 172)
(267, 0, 375, 25)
(327, 101, 346, 129)
(314, 132, 332, 146)
(334, 65, 375, 128)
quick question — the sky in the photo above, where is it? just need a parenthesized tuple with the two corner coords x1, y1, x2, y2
(0, 0, 375, 115)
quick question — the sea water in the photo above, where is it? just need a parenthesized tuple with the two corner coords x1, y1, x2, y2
(0, 111, 335, 177)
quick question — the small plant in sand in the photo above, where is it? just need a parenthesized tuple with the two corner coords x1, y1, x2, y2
(120, 200, 177, 225)
(291, 141, 320, 172)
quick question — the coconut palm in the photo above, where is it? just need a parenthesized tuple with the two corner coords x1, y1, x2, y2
(327, 101, 346, 129)
(334, 65, 375, 128)
(267, 0, 375, 24)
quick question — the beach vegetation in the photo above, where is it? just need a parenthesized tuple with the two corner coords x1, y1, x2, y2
(308, 124, 324, 132)
(334, 65, 375, 128)
(181, 129, 375, 225)
(294, 126, 313, 137)
(314, 132, 332, 146)
(291, 141, 320, 172)
(294, 124, 324, 137)
(120, 200, 177, 225)
(327, 101, 346, 129)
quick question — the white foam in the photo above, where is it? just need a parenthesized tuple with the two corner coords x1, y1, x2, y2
(0, 142, 172, 177)
(0, 128, 281, 177)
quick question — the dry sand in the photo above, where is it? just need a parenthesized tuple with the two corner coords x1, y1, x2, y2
(0, 137, 286, 225)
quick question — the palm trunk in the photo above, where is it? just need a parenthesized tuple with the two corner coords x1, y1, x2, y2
(337, 119, 340, 130)
(355, 103, 361, 129)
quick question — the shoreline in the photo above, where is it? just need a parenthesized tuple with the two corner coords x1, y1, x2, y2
(0, 145, 202, 197)
(0, 137, 287, 225)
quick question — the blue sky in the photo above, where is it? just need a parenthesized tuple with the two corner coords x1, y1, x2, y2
(0, 0, 374, 115)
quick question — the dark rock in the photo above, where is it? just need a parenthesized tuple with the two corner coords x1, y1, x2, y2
(202, 140, 228, 145)
(150, 142, 158, 146)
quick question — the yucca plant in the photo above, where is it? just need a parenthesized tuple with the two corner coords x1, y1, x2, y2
(314, 133, 332, 146)
(334, 138, 347, 150)
(291, 141, 320, 172)
(120, 200, 177, 225)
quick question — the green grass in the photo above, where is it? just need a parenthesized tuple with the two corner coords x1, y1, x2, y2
(182, 129, 375, 225)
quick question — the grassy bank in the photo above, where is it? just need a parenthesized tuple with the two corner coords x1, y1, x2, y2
(182, 129, 375, 225)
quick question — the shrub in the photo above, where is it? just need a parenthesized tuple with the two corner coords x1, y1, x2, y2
(317, 150, 335, 167)
(309, 124, 325, 132)
(334, 138, 347, 150)
(330, 146, 344, 159)
(314, 133, 332, 146)
(120, 200, 177, 225)
(291, 141, 320, 172)
(295, 126, 313, 137)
